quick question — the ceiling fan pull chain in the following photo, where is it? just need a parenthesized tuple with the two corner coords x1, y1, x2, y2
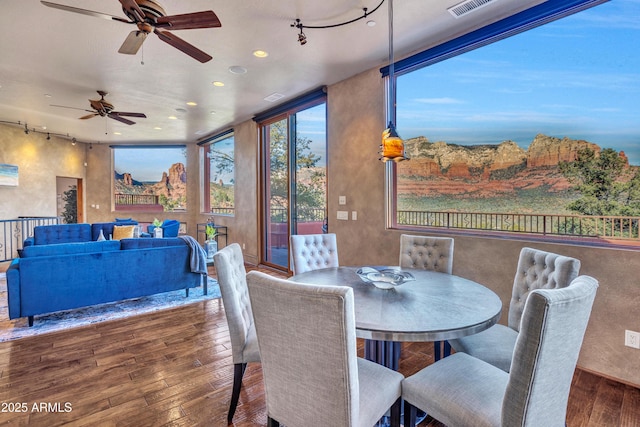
(141, 44, 144, 66)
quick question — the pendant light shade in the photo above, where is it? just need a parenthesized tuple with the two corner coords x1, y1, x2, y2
(379, 0, 408, 163)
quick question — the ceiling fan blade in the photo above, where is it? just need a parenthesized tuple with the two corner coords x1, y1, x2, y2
(118, 31, 147, 55)
(40, 1, 130, 23)
(50, 104, 94, 113)
(154, 29, 212, 63)
(118, 0, 146, 22)
(79, 113, 98, 120)
(108, 113, 136, 125)
(156, 11, 222, 30)
(111, 111, 147, 118)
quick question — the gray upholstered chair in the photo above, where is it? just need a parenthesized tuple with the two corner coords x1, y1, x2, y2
(290, 233, 339, 275)
(449, 246, 580, 372)
(399, 234, 454, 360)
(212, 243, 260, 425)
(246, 271, 403, 427)
(402, 275, 598, 427)
(399, 234, 454, 273)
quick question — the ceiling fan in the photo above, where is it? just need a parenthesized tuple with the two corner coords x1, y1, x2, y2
(51, 91, 147, 125)
(41, 0, 221, 63)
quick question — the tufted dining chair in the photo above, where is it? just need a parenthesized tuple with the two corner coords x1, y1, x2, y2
(290, 233, 339, 275)
(212, 243, 260, 424)
(402, 275, 598, 427)
(399, 234, 454, 360)
(449, 247, 580, 372)
(246, 270, 403, 427)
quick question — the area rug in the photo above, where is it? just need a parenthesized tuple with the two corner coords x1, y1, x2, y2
(0, 273, 220, 342)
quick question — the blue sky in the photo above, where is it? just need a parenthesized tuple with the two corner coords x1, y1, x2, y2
(397, 0, 640, 165)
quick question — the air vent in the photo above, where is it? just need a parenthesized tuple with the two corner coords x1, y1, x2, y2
(264, 93, 285, 103)
(448, 0, 496, 18)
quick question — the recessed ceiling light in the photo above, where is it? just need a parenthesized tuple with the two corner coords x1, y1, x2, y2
(41, 125, 47, 130)
(210, 111, 217, 115)
(212, 81, 225, 87)
(114, 131, 122, 135)
(366, 20, 376, 27)
(186, 102, 197, 106)
(229, 66, 247, 75)
(195, 130, 206, 135)
(154, 127, 162, 130)
(168, 115, 178, 120)
(253, 50, 269, 58)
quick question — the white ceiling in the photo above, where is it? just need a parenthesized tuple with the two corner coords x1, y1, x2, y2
(0, 0, 543, 145)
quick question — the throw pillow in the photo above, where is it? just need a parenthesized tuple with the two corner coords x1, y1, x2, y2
(112, 225, 135, 240)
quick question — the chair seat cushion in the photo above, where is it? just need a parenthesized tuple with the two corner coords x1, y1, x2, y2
(357, 357, 403, 427)
(448, 324, 518, 372)
(403, 352, 507, 427)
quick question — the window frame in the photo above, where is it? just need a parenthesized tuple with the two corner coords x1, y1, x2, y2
(199, 129, 235, 217)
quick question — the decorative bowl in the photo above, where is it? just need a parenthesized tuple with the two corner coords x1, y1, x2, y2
(356, 267, 415, 289)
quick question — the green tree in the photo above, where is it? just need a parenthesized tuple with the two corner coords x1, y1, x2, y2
(559, 147, 640, 216)
(268, 120, 324, 214)
(61, 185, 78, 224)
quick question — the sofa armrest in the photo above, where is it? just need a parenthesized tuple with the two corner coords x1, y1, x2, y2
(6, 259, 21, 320)
(23, 237, 34, 248)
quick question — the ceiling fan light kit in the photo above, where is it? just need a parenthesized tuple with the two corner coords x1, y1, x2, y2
(40, 0, 221, 63)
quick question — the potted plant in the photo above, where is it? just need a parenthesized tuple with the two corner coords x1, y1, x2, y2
(152, 218, 163, 238)
(204, 224, 218, 261)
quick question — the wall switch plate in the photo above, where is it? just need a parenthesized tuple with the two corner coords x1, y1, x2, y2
(352, 211, 357, 220)
(339, 196, 346, 205)
(625, 330, 640, 349)
(337, 211, 349, 220)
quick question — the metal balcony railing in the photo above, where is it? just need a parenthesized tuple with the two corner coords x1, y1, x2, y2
(397, 210, 640, 240)
(0, 217, 60, 262)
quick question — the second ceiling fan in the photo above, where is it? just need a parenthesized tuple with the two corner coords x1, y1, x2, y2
(41, 0, 222, 63)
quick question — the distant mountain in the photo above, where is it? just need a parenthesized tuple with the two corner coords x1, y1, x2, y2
(397, 133, 629, 199)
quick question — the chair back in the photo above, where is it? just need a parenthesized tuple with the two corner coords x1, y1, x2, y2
(247, 271, 359, 426)
(509, 247, 580, 331)
(399, 234, 454, 274)
(213, 243, 257, 364)
(290, 233, 339, 275)
(502, 275, 598, 426)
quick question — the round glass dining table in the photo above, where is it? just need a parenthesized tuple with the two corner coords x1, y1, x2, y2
(289, 266, 503, 369)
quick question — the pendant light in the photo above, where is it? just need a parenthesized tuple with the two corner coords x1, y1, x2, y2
(379, 0, 408, 162)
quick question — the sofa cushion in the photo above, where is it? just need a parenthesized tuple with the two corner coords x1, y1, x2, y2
(21, 240, 121, 257)
(120, 237, 185, 250)
(33, 224, 92, 245)
(113, 225, 135, 240)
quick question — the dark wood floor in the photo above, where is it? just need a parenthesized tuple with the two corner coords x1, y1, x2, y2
(0, 266, 638, 426)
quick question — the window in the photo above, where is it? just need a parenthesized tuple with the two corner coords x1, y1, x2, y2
(255, 88, 327, 270)
(391, 0, 640, 244)
(201, 131, 235, 215)
(113, 145, 187, 212)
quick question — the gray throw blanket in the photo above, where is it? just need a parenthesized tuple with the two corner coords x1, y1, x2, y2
(178, 235, 208, 275)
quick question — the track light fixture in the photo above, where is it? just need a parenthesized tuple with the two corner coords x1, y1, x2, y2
(290, 0, 384, 45)
(47, 132, 51, 140)
(71, 138, 77, 146)
(24, 123, 29, 135)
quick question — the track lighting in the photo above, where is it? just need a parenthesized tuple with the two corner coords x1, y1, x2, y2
(24, 123, 29, 135)
(71, 138, 76, 146)
(47, 133, 51, 140)
(290, 0, 383, 45)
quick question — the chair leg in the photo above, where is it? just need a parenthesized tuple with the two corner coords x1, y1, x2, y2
(227, 363, 247, 425)
(389, 397, 401, 427)
(434, 340, 442, 361)
(403, 400, 418, 427)
(444, 340, 451, 357)
(267, 417, 280, 427)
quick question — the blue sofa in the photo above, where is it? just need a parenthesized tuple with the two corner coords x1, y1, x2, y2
(23, 221, 140, 247)
(7, 237, 204, 326)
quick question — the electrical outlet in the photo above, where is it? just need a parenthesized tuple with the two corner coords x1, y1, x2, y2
(337, 211, 349, 220)
(625, 330, 640, 349)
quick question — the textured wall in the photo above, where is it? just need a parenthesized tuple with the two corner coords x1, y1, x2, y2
(0, 123, 86, 219)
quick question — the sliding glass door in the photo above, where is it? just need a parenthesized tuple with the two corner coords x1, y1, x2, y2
(260, 102, 327, 270)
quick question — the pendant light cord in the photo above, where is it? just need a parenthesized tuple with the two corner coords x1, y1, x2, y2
(388, 0, 396, 126)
